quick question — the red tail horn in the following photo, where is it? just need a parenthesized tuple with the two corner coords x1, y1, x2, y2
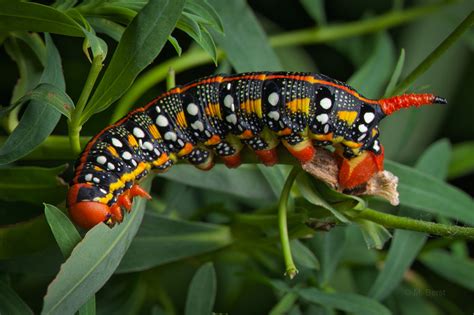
(379, 93, 447, 115)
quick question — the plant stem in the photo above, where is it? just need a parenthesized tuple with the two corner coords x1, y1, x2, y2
(113, 2, 447, 119)
(278, 167, 300, 279)
(392, 11, 474, 95)
(68, 56, 103, 154)
(166, 67, 175, 90)
(354, 208, 474, 240)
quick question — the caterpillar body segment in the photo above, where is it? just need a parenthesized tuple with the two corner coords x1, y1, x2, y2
(67, 71, 446, 229)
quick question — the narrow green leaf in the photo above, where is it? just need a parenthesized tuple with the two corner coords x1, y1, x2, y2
(186, 0, 224, 33)
(168, 35, 182, 56)
(420, 249, 474, 291)
(269, 292, 299, 315)
(0, 165, 68, 204)
(177, 12, 202, 40)
(87, 17, 125, 42)
(44, 204, 82, 258)
(81, 0, 185, 123)
(0, 34, 64, 165)
(298, 288, 391, 315)
(185, 262, 217, 315)
(208, 0, 282, 71)
(384, 48, 405, 97)
(258, 164, 289, 198)
(3, 83, 75, 119)
(0, 2, 83, 36)
(41, 178, 151, 315)
(385, 160, 474, 225)
(158, 164, 276, 201)
(117, 212, 232, 272)
(0, 280, 34, 315)
(0, 215, 54, 259)
(291, 240, 320, 270)
(299, 0, 326, 25)
(448, 141, 474, 179)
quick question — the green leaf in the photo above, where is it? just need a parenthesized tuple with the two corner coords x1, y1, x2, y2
(185, 0, 224, 33)
(0, 215, 54, 259)
(298, 288, 391, 315)
(117, 212, 232, 272)
(41, 178, 151, 315)
(208, 0, 282, 71)
(368, 139, 452, 300)
(2, 83, 75, 119)
(269, 292, 299, 315)
(168, 35, 182, 56)
(384, 48, 405, 97)
(448, 141, 474, 179)
(355, 219, 391, 250)
(291, 240, 320, 270)
(81, 0, 185, 124)
(0, 165, 68, 204)
(185, 262, 217, 315)
(0, 2, 83, 36)
(299, 0, 326, 25)
(177, 12, 202, 40)
(0, 280, 34, 315)
(0, 34, 64, 165)
(420, 249, 474, 291)
(44, 204, 82, 258)
(158, 164, 276, 201)
(385, 160, 474, 226)
(87, 17, 125, 42)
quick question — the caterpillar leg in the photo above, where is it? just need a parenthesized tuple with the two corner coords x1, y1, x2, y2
(184, 147, 215, 171)
(243, 136, 278, 166)
(335, 145, 385, 189)
(214, 140, 243, 168)
(281, 134, 316, 163)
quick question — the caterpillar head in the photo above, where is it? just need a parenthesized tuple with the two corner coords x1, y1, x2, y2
(67, 183, 112, 229)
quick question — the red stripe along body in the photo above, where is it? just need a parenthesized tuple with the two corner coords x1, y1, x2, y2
(67, 71, 446, 229)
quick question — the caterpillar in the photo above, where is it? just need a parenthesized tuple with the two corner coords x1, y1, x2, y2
(67, 71, 446, 229)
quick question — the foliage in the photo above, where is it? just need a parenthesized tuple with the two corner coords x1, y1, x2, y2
(0, 0, 473, 314)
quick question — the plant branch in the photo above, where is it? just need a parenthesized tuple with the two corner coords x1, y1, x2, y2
(352, 208, 474, 240)
(278, 166, 300, 279)
(392, 11, 474, 95)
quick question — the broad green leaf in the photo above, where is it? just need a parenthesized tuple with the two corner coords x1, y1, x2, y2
(41, 178, 151, 315)
(384, 48, 405, 97)
(95, 276, 146, 315)
(81, 0, 185, 123)
(291, 240, 320, 270)
(368, 139, 452, 300)
(420, 249, 474, 291)
(0, 34, 64, 165)
(299, 0, 326, 25)
(158, 164, 276, 201)
(0, 215, 54, 259)
(2, 83, 75, 119)
(185, 262, 217, 315)
(0, 165, 67, 204)
(117, 212, 232, 272)
(298, 288, 391, 315)
(355, 219, 391, 250)
(448, 141, 474, 179)
(0, 280, 34, 315)
(0, 2, 83, 36)
(385, 160, 474, 225)
(44, 204, 82, 258)
(258, 164, 289, 198)
(208, 0, 282, 71)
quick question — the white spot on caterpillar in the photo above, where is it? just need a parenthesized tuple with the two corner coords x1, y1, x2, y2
(358, 124, 368, 133)
(205, 130, 212, 138)
(316, 113, 329, 124)
(154, 148, 161, 156)
(111, 138, 122, 148)
(226, 83, 231, 90)
(320, 98, 332, 109)
(187, 103, 199, 116)
(224, 94, 234, 109)
(96, 155, 107, 164)
(122, 151, 132, 160)
(268, 111, 280, 120)
(323, 124, 330, 133)
(100, 188, 107, 194)
(107, 162, 115, 170)
(358, 134, 366, 141)
(133, 127, 145, 138)
(155, 106, 161, 113)
(85, 174, 93, 181)
(93, 177, 100, 184)
(191, 121, 204, 131)
(268, 92, 279, 106)
(177, 139, 184, 147)
(164, 131, 177, 141)
(373, 140, 380, 152)
(226, 114, 237, 124)
(156, 115, 168, 127)
(143, 141, 154, 151)
(364, 112, 375, 123)
(131, 159, 137, 167)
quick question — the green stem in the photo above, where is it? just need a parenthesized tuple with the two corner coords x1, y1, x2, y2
(278, 167, 300, 279)
(392, 11, 474, 95)
(354, 208, 474, 240)
(166, 67, 175, 90)
(113, 1, 446, 120)
(68, 56, 103, 154)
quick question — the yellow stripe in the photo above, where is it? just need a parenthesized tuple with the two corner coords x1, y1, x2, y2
(337, 111, 358, 125)
(176, 111, 187, 127)
(286, 98, 310, 113)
